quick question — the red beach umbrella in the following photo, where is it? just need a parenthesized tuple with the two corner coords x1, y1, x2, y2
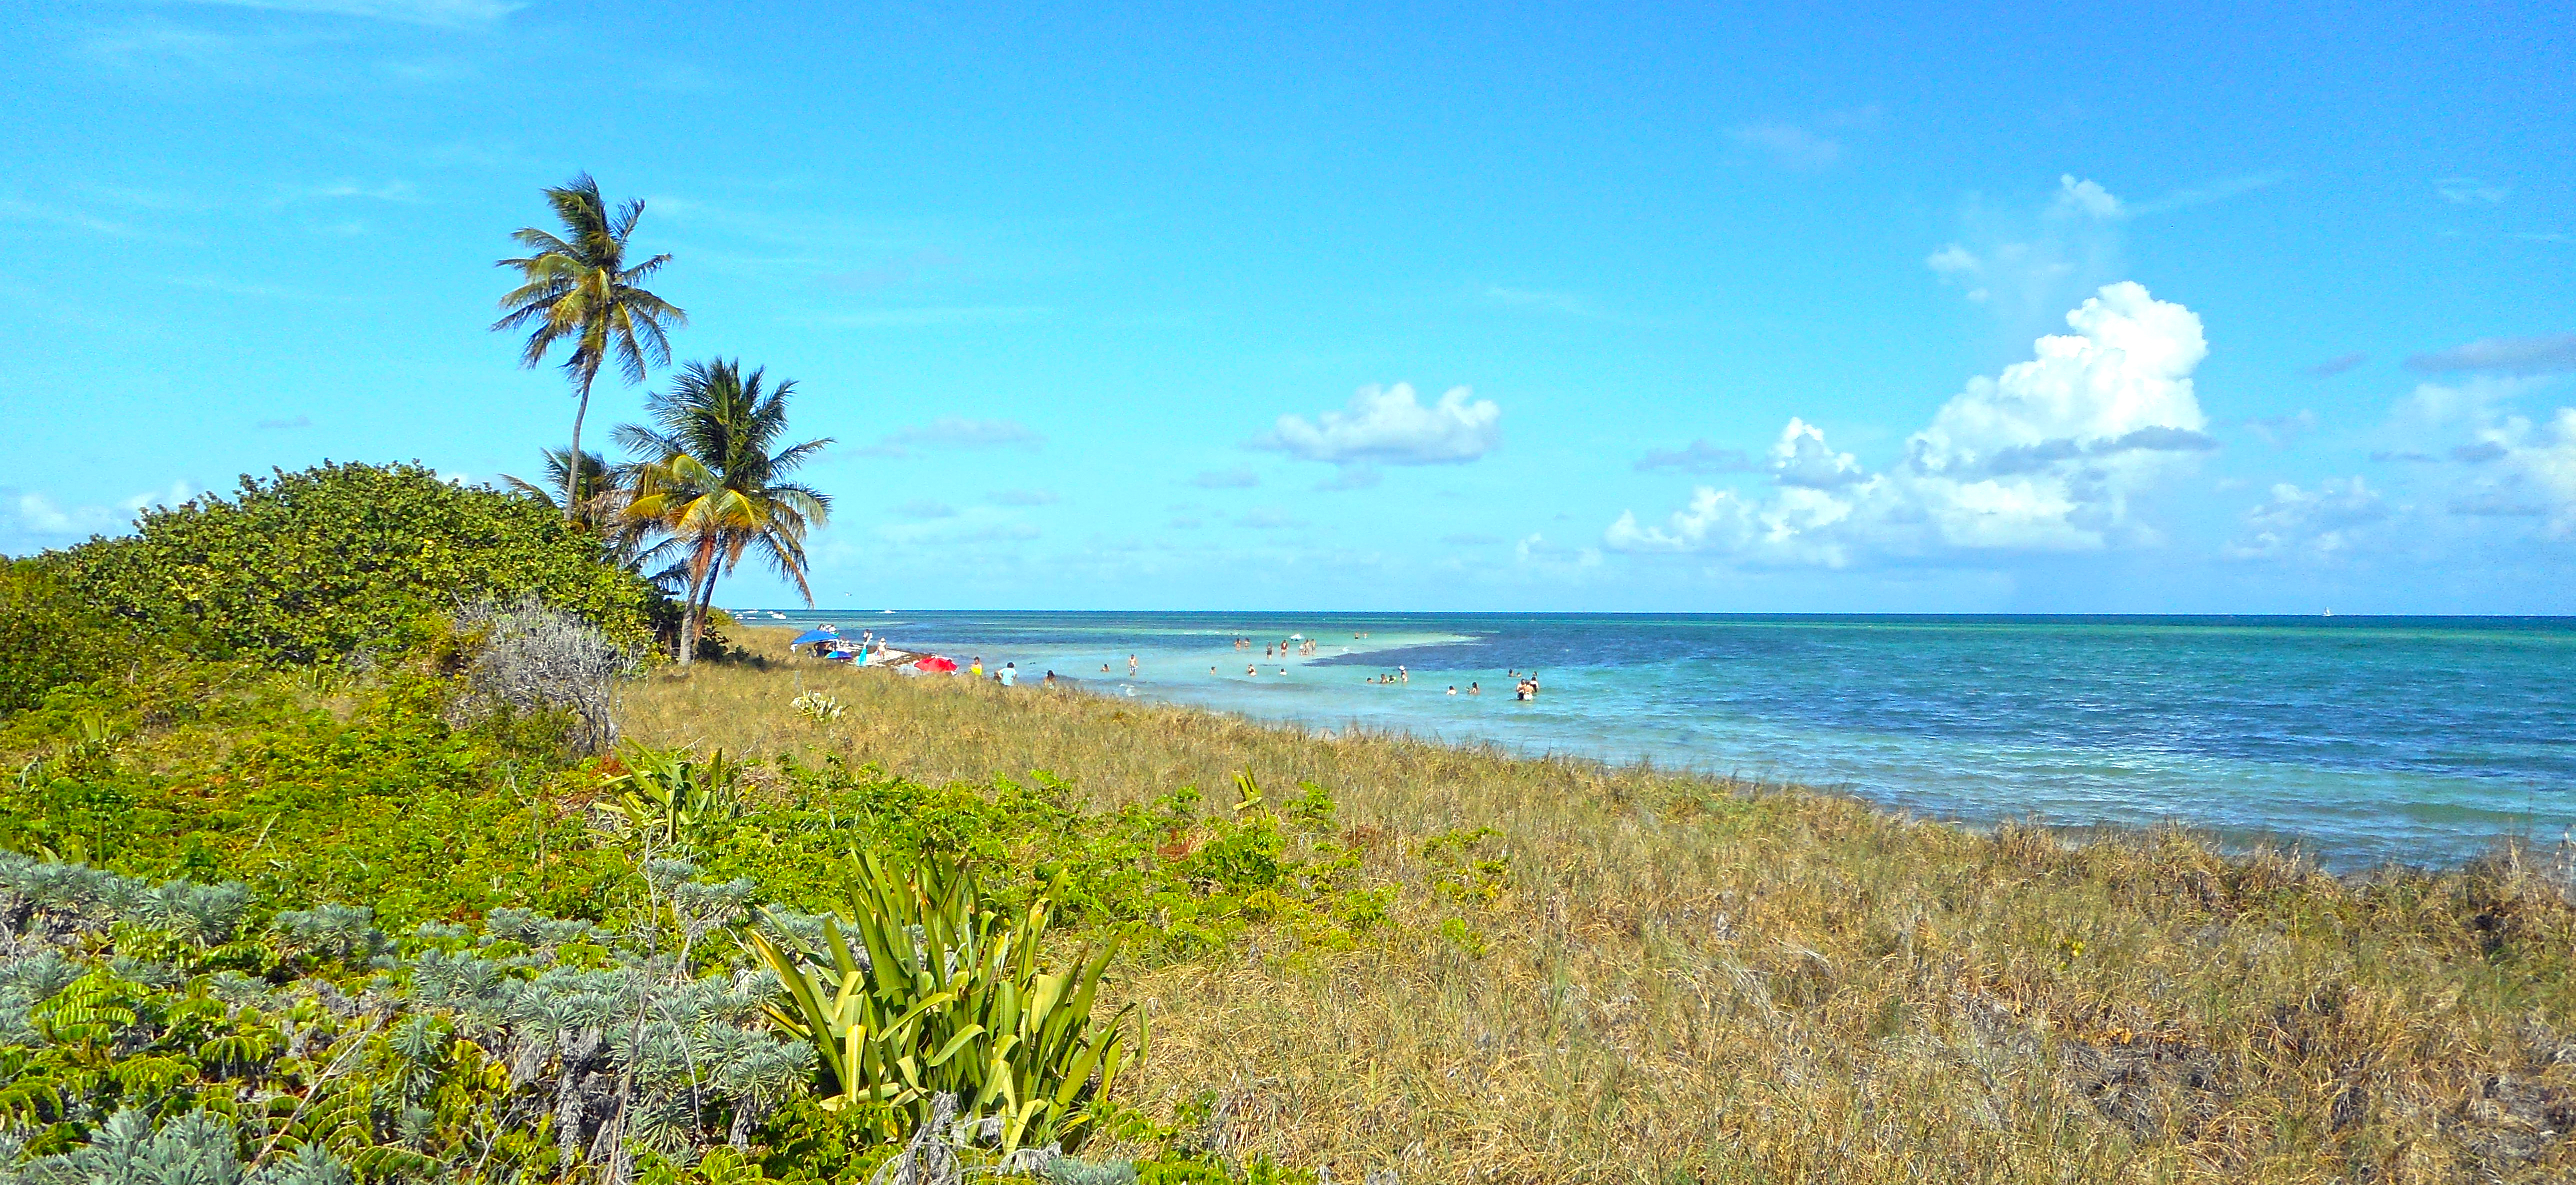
(914, 656, 959, 673)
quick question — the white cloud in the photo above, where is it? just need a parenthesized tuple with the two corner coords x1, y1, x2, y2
(990, 488, 1056, 506)
(1768, 418, 1867, 488)
(2052, 174, 2123, 220)
(2442, 400, 2576, 534)
(1254, 383, 1500, 466)
(2, 482, 193, 552)
(1608, 282, 2214, 566)
(894, 499, 956, 520)
(1926, 176, 2128, 328)
(2224, 478, 2391, 560)
(167, 0, 523, 28)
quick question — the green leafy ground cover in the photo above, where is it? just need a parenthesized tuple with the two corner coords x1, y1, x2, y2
(0, 462, 1327, 1183)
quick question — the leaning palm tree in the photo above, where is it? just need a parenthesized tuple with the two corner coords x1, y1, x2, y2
(618, 360, 832, 664)
(493, 174, 686, 522)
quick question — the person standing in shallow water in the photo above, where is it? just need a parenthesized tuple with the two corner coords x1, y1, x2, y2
(1129, 654, 1139, 678)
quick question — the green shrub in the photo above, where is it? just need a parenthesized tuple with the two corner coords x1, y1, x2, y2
(0, 560, 158, 714)
(55, 461, 660, 666)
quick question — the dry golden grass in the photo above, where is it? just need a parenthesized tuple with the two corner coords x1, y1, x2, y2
(628, 628, 2576, 1184)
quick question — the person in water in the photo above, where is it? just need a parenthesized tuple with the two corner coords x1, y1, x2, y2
(1129, 654, 1140, 677)
(1446, 685, 1457, 695)
(1468, 682, 1480, 696)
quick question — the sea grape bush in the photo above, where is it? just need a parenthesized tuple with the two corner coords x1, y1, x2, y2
(54, 462, 661, 666)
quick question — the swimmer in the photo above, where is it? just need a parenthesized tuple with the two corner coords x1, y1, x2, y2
(1247, 664, 1258, 677)
(1446, 685, 1457, 695)
(1468, 682, 1480, 696)
(1398, 665, 1408, 684)
(1129, 654, 1139, 677)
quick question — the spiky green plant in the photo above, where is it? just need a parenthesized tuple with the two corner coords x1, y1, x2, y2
(746, 852, 1136, 1155)
(598, 746, 742, 848)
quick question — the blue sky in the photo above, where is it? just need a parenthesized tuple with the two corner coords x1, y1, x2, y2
(4, 1, 2571, 612)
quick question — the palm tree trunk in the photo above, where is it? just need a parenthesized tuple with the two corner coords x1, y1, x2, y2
(678, 536, 718, 665)
(694, 563, 725, 660)
(566, 368, 596, 524)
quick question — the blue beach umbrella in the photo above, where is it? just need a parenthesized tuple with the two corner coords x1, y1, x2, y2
(790, 628, 838, 646)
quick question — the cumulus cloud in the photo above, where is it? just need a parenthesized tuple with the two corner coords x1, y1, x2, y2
(856, 417, 1044, 458)
(2404, 332, 2576, 377)
(1253, 383, 1500, 466)
(2224, 478, 2390, 560)
(1608, 282, 2214, 566)
(2370, 378, 2576, 538)
(1634, 440, 1756, 474)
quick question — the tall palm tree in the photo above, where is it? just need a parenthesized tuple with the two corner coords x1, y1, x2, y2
(493, 173, 686, 522)
(618, 359, 833, 664)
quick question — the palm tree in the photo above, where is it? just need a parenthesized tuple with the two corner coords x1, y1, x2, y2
(493, 174, 687, 522)
(618, 360, 832, 664)
(500, 448, 622, 528)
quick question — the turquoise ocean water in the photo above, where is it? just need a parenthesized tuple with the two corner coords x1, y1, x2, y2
(752, 612, 2574, 872)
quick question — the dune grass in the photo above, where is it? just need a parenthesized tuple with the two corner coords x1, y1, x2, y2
(626, 628, 2576, 1183)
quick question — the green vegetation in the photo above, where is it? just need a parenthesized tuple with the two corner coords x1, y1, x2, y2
(6, 168, 2572, 1182)
(12, 502, 2576, 1180)
(51, 462, 660, 665)
(0, 486, 1359, 1180)
(0, 562, 156, 715)
(750, 853, 1134, 1156)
